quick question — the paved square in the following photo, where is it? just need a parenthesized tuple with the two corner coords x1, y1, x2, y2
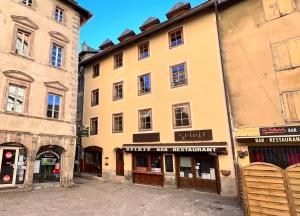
(0, 178, 243, 216)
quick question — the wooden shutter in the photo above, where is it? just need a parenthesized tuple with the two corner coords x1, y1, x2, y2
(263, 0, 280, 21)
(277, 0, 296, 15)
(287, 38, 300, 68)
(281, 91, 300, 122)
(271, 42, 292, 71)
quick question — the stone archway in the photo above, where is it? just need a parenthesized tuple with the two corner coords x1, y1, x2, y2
(82, 146, 102, 176)
(0, 142, 28, 187)
(33, 145, 65, 184)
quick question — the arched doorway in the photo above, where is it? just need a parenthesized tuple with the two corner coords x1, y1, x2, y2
(0, 142, 27, 187)
(33, 145, 64, 183)
(82, 146, 102, 176)
(116, 148, 124, 176)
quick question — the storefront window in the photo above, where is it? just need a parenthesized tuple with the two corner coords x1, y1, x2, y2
(151, 155, 161, 173)
(134, 154, 162, 173)
(85, 151, 100, 165)
(179, 156, 192, 178)
(195, 159, 216, 180)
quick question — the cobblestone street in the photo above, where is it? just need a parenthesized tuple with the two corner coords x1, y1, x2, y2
(0, 178, 243, 216)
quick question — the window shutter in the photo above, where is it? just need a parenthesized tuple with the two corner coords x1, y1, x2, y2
(263, 0, 280, 21)
(287, 38, 300, 68)
(271, 42, 292, 70)
(277, 0, 296, 15)
(282, 91, 300, 122)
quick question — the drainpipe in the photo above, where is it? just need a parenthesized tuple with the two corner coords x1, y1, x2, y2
(214, 0, 239, 194)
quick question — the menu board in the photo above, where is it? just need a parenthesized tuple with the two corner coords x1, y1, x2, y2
(165, 155, 174, 173)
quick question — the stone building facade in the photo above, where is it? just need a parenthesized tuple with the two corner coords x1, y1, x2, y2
(0, 0, 91, 189)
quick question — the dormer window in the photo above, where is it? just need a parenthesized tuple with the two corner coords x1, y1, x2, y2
(55, 7, 64, 23)
(169, 27, 184, 48)
(22, 0, 32, 7)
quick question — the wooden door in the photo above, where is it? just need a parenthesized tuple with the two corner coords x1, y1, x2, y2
(177, 156, 194, 189)
(116, 149, 124, 176)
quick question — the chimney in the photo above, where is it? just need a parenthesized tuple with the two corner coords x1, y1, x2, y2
(99, 39, 115, 51)
(118, 29, 136, 42)
(166, 2, 191, 19)
(139, 17, 161, 32)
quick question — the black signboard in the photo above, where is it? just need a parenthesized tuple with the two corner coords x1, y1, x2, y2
(133, 133, 160, 142)
(259, 126, 300, 136)
(175, 130, 213, 141)
(165, 155, 174, 173)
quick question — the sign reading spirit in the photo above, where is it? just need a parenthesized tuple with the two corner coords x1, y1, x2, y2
(175, 130, 213, 141)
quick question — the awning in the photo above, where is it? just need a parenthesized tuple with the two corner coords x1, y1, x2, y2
(235, 135, 300, 144)
(122, 142, 227, 154)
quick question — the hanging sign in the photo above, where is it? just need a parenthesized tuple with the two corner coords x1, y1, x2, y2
(5, 152, 12, 159)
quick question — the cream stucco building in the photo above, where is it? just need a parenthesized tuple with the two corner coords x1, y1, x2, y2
(0, 0, 91, 188)
(80, 1, 236, 196)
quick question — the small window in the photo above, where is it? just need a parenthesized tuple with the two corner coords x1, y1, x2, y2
(281, 90, 300, 122)
(47, 93, 61, 119)
(91, 89, 99, 106)
(139, 109, 152, 131)
(90, 117, 98, 135)
(114, 52, 123, 69)
(170, 63, 188, 87)
(113, 81, 123, 101)
(138, 73, 151, 95)
(6, 84, 26, 113)
(22, 0, 32, 7)
(112, 113, 123, 133)
(138, 42, 150, 60)
(271, 38, 300, 71)
(169, 27, 183, 48)
(15, 29, 31, 57)
(51, 43, 63, 68)
(93, 63, 100, 78)
(263, 0, 296, 21)
(54, 7, 64, 23)
(173, 103, 191, 128)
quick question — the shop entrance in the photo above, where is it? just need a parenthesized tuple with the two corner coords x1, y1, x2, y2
(81, 146, 102, 176)
(176, 153, 219, 193)
(33, 145, 63, 183)
(0, 145, 27, 187)
(116, 149, 124, 176)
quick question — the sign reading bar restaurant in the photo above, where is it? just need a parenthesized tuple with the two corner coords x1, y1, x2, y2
(175, 130, 213, 141)
(123, 142, 227, 153)
(236, 136, 300, 144)
(259, 126, 300, 136)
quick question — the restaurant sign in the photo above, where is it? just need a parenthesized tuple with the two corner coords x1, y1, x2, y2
(259, 126, 300, 136)
(175, 130, 213, 141)
(236, 136, 300, 144)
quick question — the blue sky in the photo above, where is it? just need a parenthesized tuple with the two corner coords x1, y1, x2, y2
(77, 0, 207, 50)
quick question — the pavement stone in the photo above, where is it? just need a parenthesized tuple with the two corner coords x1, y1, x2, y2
(0, 178, 244, 216)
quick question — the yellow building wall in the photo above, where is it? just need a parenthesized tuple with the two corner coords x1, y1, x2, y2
(83, 11, 236, 195)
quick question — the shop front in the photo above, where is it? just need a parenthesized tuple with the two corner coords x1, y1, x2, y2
(123, 142, 227, 193)
(81, 146, 102, 176)
(33, 145, 63, 183)
(0, 143, 27, 188)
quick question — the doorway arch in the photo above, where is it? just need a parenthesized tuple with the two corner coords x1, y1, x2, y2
(82, 146, 102, 176)
(115, 148, 124, 176)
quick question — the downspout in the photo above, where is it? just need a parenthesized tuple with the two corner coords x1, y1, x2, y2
(214, 0, 238, 193)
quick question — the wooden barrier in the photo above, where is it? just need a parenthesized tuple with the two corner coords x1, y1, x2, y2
(286, 164, 300, 216)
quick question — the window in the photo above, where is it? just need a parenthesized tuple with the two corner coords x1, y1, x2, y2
(112, 113, 123, 133)
(138, 42, 149, 60)
(263, 0, 295, 21)
(173, 103, 191, 128)
(170, 63, 187, 87)
(22, 0, 32, 7)
(91, 89, 99, 106)
(281, 90, 300, 122)
(169, 27, 183, 48)
(134, 154, 162, 173)
(15, 29, 31, 57)
(6, 84, 25, 113)
(114, 52, 123, 69)
(51, 43, 63, 68)
(93, 63, 100, 78)
(139, 109, 152, 131)
(47, 94, 61, 119)
(271, 38, 300, 71)
(138, 73, 151, 95)
(54, 7, 64, 23)
(113, 81, 123, 100)
(90, 117, 98, 135)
